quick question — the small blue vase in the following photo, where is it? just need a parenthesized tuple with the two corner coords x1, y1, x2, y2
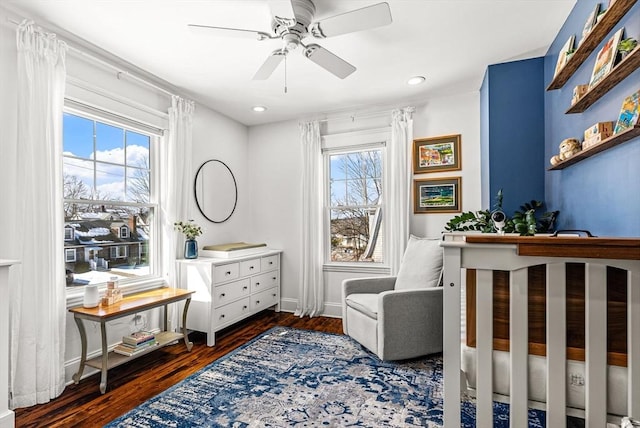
(184, 239, 198, 259)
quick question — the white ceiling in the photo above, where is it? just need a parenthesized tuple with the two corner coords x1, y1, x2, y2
(7, 0, 576, 126)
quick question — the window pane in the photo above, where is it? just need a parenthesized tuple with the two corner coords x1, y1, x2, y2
(330, 207, 382, 263)
(63, 113, 94, 158)
(96, 162, 125, 201)
(95, 122, 124, 163)
(127, 167, 150, 203)
(63, 158, 93, 200)
(64, 203, 151, 286)
(329, 154, 346, 180)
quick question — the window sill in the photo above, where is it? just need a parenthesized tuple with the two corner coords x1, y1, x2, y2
(65, 277, 167, 309)
(323, 263, 390, 275)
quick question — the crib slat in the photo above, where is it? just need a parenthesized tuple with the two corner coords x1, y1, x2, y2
(510, 268, 529, 427)
(546, 263, 567, 427)
(629, 268, 640, 419)
(585, 263, 607, 428)
(476, 269, 494, 427)
(442, 246, 462, 427)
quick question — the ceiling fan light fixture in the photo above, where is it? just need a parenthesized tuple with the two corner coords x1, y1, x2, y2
(407, 76, 426, 85)
(252, 106, 268, 112)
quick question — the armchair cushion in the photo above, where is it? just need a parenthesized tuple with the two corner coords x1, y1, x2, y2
(395, 235, 443, 290)
(345, 293, 379, 319)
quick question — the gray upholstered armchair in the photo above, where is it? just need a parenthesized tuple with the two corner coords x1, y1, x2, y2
(342, 236, 443, 361)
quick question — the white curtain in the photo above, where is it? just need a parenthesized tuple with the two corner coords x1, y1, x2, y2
(387, 107, 415, 275)
(9, 20, 67, 408)
(161, 96, 195, 289)
(296, 121, 324, 317)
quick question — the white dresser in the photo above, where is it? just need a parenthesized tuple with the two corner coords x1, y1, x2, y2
(176, 250, 281, 346)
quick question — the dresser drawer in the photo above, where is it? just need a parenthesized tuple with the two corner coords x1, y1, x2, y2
(250, 287, 279, 311)
(261, 255, 279, 271)
(239, 258, 261, 277)
(214, 278, 250, 308)
(214, 263, 239, 283)
(251, 271, 280, 293)
(214, 297, 250, 326)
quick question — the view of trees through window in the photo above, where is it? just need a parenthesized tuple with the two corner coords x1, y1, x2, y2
(329, 149, 383, 263)
(63, 112, 154, 287)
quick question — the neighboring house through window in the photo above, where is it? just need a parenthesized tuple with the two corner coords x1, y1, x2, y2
(63, 107, 159, 286)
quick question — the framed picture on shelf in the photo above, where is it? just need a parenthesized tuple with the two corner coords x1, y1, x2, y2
(613, 89, 640, 134)
(580, 4, 599, 42)
(588, 27, 624, 88)
(412, 134, 461, 174)
(554, 35, 575, 77)
(413, 176, 461, 214)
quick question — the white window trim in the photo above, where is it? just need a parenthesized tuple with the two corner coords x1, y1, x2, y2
(120, 225, 129, 238)
(63, 101, 164, 300)
(322, 127, 391, 270)
(64, 226, 74, 241)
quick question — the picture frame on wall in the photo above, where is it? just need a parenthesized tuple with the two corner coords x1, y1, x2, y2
(412, 134, 461, 174)
(588, 27, 624, 88)
(413, 176, 461, 214)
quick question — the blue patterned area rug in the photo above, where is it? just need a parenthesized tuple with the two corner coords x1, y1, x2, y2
(106, 327, 547, 427)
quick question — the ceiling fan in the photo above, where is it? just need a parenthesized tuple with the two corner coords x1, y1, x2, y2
(189, 0, 392, 80)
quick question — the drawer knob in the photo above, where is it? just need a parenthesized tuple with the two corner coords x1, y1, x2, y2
(272, 293, 276, 297)
(243, 286, 248, 290)
(256, 282, 260, 286)
(243, 305, 248, 310)
(250, 266, 254, 270)
(256, 300, 260, 304)
(225, 271, 231, 275)
(220, 293, 226, 297)
(272, 277, 276, 281)
(269, 262, 273, 265)
(220, 314, 225, 319)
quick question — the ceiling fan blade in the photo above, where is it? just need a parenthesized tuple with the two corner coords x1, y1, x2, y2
(188, 24, 272, 41)
(267, 0, 296, 24)
(310, 2, 392, 38)
(303, 44, 356, 79)
(253, 51, 286, 80)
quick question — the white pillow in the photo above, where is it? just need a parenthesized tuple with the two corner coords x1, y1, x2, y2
(395, 235, 443, 290)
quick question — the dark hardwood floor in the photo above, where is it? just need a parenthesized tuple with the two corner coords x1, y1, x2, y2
(15, 311, 344, 428)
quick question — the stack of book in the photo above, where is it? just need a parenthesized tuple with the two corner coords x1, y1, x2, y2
(113, 331, 157, 357)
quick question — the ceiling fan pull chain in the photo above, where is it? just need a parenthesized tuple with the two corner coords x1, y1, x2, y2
(284, 55, 288, 94)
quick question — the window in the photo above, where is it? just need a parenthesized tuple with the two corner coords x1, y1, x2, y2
(65, 249, 76, 263)
(64, 226, 74, 241)
(63, 110, 157, 286)
(326, 148, 384, 263)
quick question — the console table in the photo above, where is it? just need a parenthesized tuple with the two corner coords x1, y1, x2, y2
(69, 287, 194, 394)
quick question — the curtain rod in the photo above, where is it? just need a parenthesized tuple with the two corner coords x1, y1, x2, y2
(7, 17, 176, 98)
(316, 109, 391, 124)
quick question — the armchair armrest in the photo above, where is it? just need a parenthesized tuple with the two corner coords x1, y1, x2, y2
(377, 287, 443, 360)
(342, 276, 396, 298)
(342, 276, 396, 334)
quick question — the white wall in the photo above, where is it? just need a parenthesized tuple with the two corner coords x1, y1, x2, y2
(411, 91, 482, 237)
(247, 91, 482, 316)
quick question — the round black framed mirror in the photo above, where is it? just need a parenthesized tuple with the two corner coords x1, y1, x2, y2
(194, 159, 238, 223)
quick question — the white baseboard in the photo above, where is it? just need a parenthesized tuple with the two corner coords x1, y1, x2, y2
(279, 299, 343, 318)
(0, 409, 15, 428)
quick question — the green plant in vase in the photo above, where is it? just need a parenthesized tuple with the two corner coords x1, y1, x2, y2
(174, 220, 203, 259)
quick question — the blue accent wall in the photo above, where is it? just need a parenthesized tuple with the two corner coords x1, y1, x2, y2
(544, 1, 640, 237)
(480, 58, 546, 216)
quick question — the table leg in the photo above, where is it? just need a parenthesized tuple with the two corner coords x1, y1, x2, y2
(99, 321, 108, 394)
(182, 298, 193, 351)
(71, 316, 87, 383)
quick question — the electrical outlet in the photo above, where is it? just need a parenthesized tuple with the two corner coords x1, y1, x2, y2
(569, 373, 584, 386)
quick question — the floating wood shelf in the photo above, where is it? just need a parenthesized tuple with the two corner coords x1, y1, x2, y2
(546, 0, 637, 91)
(548, 124, 640, 170)
(566, 46, 640, 113)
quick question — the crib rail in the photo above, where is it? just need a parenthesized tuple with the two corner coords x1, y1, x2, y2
(441, 234, 640, 427)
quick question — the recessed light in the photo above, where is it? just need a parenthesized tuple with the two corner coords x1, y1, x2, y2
(252, 106, 267, 112)
(407, 76, 426, 85)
